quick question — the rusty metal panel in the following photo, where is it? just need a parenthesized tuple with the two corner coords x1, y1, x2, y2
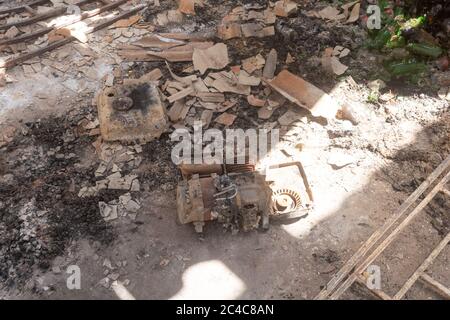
(97, 80, 168, 142)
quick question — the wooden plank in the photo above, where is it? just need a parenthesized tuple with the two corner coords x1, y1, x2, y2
(1, 4, 145, 69)
(393, 232, 450, 300)
(0, 0, 128, 46)
(315, 155, 450, 300)
(328, 169, 450, 300)
(420, 274, 450, 300)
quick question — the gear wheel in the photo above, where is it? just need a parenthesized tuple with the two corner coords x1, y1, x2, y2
(271, 189, 302, 215)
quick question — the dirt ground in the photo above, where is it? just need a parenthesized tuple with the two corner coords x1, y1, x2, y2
(0, 0, 449, 300)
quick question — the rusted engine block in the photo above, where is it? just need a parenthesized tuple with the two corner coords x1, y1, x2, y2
(176, 162, 314, 233)
(97, 80, 168, 142)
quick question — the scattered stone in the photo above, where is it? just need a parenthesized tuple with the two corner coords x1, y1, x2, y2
(242, 54, 265, 74)
(107, 173, 138, 191)
(201, 109, 214, 128)
(160, 259, 170, 267)
(78, 186, 98, 198)
(98, 277, 110, 288)
(52, 266, 61, 274)
(168, 100, 191, 122)
(130, 179, 140, 192)
(210, 71, 251, 95)
(437, 87, 449, 100)
(218, 22, 241, 40)
(109, 272, 120, 281)
(99, 202, 119, 221)
(368, 79, 386, 92)
(241, 23, 275, 38)
(103, 258, 114, 269)
(238, 70, 260, 86)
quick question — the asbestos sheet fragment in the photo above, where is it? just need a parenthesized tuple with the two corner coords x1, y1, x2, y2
(201, 110, 214, 128)
(321, 47, 349, 76)
(99, 201, 119, 221)
(242, 54, 265, 74)
(168, 100, 190, 122)
(238, 70, 261, 86)
(247, 95, 266, 107)
(241, 23, 275, 38)
(193, 43, 229, 74)
(278, 109, 301, 126)
(196, 92, 225, 103)
(263, 49, 277, 79)
(210, 71, 251, 95)
(107, 172, 139, 190)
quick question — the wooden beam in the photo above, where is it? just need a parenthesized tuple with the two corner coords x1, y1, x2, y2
(0, 0, 128, 46)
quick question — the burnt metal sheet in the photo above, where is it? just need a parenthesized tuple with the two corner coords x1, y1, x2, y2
(97, 79, 169, 142)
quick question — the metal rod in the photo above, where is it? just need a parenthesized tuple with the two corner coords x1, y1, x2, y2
(0, 7, 66, 30)
(419, 274, 450, 300)
(0, 0, 50, 16)
(394, 232, 450, 300)
(316, 155, 450, 299)
(1, 4, 146, 69)
(329, 169, 450, 300)
(0, 0, 128, 46)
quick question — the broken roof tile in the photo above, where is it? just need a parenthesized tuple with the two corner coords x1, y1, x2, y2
(247, 94, 266, 107)
(274, 1, 298, 17)
(178, 0, 196, 15)
(215, 112, 237, 126)
(218, 22, 242, 40)
(268, 70, 340, 119)
(242, 54, 265, 74)
(263, 48, 277, 79)
(193, 43, 229, 74)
